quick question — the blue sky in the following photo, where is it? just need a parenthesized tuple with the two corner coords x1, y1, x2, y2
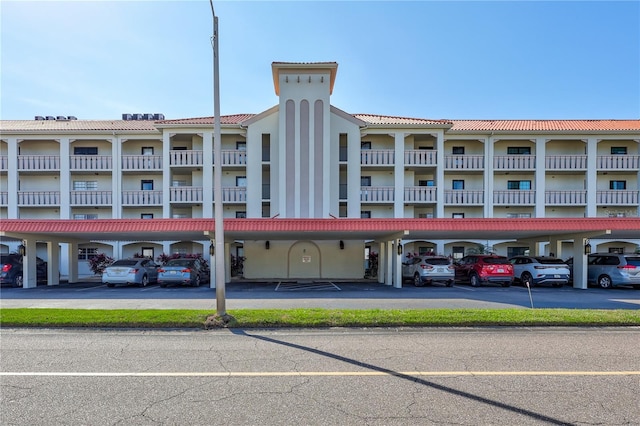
(1, 0, 639, 121)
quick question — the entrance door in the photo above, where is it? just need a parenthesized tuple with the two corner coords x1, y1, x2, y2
(288, 241, 321, 279)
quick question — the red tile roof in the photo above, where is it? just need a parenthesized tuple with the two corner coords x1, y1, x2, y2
(449, 119, 640, 132)
(0, 120, 160, 132)
(354, 114, 452, 126)
(155, 114, 255, 126)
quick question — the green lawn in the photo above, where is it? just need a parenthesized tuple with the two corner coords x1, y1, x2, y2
(1, 308, 639, 329)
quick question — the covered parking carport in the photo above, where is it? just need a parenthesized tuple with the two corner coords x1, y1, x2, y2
(1, 217, 640, 290)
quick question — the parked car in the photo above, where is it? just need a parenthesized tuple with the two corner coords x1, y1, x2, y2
(0, 254, 48, 287)
(402, 255, 454, 287)
(158, 258, 210, 287)
(509, 256, 570, 287)
(568, 253, 640, 289)
(102, 258, 159, 287)
(454, 255, 513, 287)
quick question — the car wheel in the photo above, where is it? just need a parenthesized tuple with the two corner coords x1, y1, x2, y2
(470, 274, 480, 287)
(597, 275, 613, 289)
(521, 272, 534, 288)
(140, 275, 149, 287)
(107, 283, 115, 288)
(13, 275, 24, 288)
(446, 279, 453, 287)
(192, 275, 201, 287)
(413, 274, 424, 287)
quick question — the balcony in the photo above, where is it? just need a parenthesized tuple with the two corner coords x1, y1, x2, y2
(493, 190, 535, 205)
(361, 186, 394, 203)
(545, 155, 587, 171)
(361, 150, 394, 167)
(170, 186, 203, 203)
(122, 190, 163, 206)
(404, 150, 436, 167)
(220, 150, 247, 167)
(70, 191, 113, 206)
(404, 186, 437, 203)
(597, 190, 639, 205)
(18, 191, 60, 206)
(444, 155, 484, 170)
(545, 190, 587, 205)
(219, 187, 247, 203)
(122, 155, 162, 171)
(0, 191, 7, 206)
(494, 155, 535, 171)
(70, 155, 112, 171)
(18, 155, 60, 171)
(0, 155, 7, 171)
(444, 190, 484, 205)
(597, 155, 640, 171)
(170, 150, 203, 167)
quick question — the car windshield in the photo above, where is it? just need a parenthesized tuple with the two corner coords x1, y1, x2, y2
(484, 257, 510, 264)
(424, 258, 450, 265)
(624, 257, 640, 267)
(166, 259, 195, 267)
(535, 258, 567, 265)
(111, 260, 138, 267)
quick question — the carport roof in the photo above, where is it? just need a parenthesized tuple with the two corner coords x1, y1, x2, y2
(1, 218, 639, 243)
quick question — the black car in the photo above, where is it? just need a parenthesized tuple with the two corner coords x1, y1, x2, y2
(0, 254, 48, 287)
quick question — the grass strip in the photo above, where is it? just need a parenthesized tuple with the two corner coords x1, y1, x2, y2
(1, 308, 639, 329)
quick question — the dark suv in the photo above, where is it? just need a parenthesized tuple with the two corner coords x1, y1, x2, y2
(454, 255, 514, 287)
(0, 254, 48, 287)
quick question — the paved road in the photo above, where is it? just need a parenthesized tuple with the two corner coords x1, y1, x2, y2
(2, 327, 639, 425)
(1, 280, 639, 310)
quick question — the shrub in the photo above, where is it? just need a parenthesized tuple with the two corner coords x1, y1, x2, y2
(88, 253, 115, 275)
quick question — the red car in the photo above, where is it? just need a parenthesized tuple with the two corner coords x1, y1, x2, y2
(454, 255, 514, 287)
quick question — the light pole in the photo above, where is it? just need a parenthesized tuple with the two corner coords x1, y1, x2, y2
(210, 0, 226, 316)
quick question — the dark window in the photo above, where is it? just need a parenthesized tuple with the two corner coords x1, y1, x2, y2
(236, 141, 246, 151)
(508, 180, 531, 190)
(419, 180, 434, 187)
(141, 180, 154, 190)
(236, 211, 246, 218)
(611, 147, 627, 155)
(236, 176, 247, 187)
(452, 180, 464, 190)
(507, 147, 531, 155)
(361, 176, 372, 187)
(361, 211, 371, 219)
(142, 147, 154, 155)
(361, 141, 372, 150)
(172, 146, 187, 151)
(452, 213, 464, 218)
(610, 180, 626, 190)
(141, 247, 154, 259)
(452, 146, 465, 155)
(74, 147, 98, 155)
(141, 213, 153, 219)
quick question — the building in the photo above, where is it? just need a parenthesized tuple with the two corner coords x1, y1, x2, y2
(1, 62, 640, 286)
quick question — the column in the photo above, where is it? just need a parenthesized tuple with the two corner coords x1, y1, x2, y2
(586, 138, 597, 217)
(572, 238, 588, 289)
(22, 237, 38, 288)
(111, 137, 121, 218)
(394, 132, 405, 217)
(202, 131, 214, 218)
(484, 137, 494, 217)
(347, 128, 361, 218)
(47, 241, 60, 286)
(535, 138, 546, 218)
(67, 242, 79, 283)
(377, 241, 386, 284)
(7, 138, 18, 218)
(162, 132, 171, 218)
(393, 239, 403, 288)
(59, 138, 70, 218)
(385, 240, 394, 286)
(435, 131, 445, 218)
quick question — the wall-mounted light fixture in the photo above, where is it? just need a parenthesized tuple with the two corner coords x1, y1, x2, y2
(397, 242, 403, 256)
(584, 239, 592, 255)
(18, 242, 26, 256)
(209, 242, 215, 256)
(339, 240, 344, 250)
(265, 241, 270, 250)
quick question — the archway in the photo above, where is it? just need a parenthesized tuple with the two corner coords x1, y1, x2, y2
(288, 241, 321, 279)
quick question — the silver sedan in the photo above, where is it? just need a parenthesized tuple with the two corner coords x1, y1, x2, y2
(102, 258, 159, 288)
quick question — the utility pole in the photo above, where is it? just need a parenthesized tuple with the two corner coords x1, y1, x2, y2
(209, 0, 226, 316)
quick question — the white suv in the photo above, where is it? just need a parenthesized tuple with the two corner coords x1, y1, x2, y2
(509, 256, 570, 287)
(402, 256, 454, 287)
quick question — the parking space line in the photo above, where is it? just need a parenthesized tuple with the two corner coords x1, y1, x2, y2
(77, 284, 106, 291)
(451, 285, 475, 291)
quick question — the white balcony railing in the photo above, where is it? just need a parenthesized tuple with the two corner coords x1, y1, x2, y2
(70, 191, 113, 205)
(218, 187, 247, 203)
(121, 155, 162, 170)
(597, 190, 639, 205)
(404, 150, 437, 166)
(121, 190, 163, 205)
(444, 155, 484, 170)
(404, 186, 437, 203)
(361, 150, 394, 166)
(444, 190, 484, 205)
(0, 155, 7, 171)
(170, 150, 203, 166)
(70, 155, 112, 171)
(597, 155, 640, 170)
(220, 150, 247, 166)
(18, 155, 60, 171)
(170, 186, 203, 203)
(545, 190, 587, 205)
(18, 191, 60, 206)
(493, 155, 536, 170)
(545, 155, 587, 170)
(493, 190, 536, 205)
(361, 186, 395, 202)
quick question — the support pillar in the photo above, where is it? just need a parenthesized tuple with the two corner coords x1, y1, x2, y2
(47, 242, 60, 285)
(67, 242, 79, 283)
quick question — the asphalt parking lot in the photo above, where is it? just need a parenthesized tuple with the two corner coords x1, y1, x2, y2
(1, 279, 639, 310)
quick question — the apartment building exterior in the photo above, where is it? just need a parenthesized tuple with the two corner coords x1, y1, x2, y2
(1, 62, 639, 283)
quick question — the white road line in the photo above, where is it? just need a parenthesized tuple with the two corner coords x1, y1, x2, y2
(1, 371, 638, 377)
(451, 285, 475, 291)
(77, 284, 107, 291)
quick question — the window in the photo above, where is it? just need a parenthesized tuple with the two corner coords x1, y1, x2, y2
(508, 180, 531, 190)
(507, 247, 528, 257)
(361, 211, 371, 219)
(73, 214, 98, 220)
(141, 180, 154, 190)
(141, 213, 154, 219)
(172, 146, 187, 151)
(418, 146, 433, 150)
(610, 180, 626, 190)
(73, 147, 98, 155)
(236, 141, 246, 151)
(419, 180, 434, 187)
(452, 246, 465, 259)
(361, 141, 372, 150)
(78, 247, 99, 260)
(418, 213, 434, 218)
(141, 147, 154, 155)
(236, 176, 247, 187)
(507, 147, 531, 155)
(452, 146, 465, 155)
(608, 247, 624, 254)
(611, 147, 627, 155)
(141, 247, 154, 259)
(361, 176, 372, 187)
(452, 213, 465, 218)
(171, 180, 187, 187)
(506, 213, 532, 218)
(236, 211, 247, 218)
(73, 181, 97, 191)
(452, 180, 464, 190)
